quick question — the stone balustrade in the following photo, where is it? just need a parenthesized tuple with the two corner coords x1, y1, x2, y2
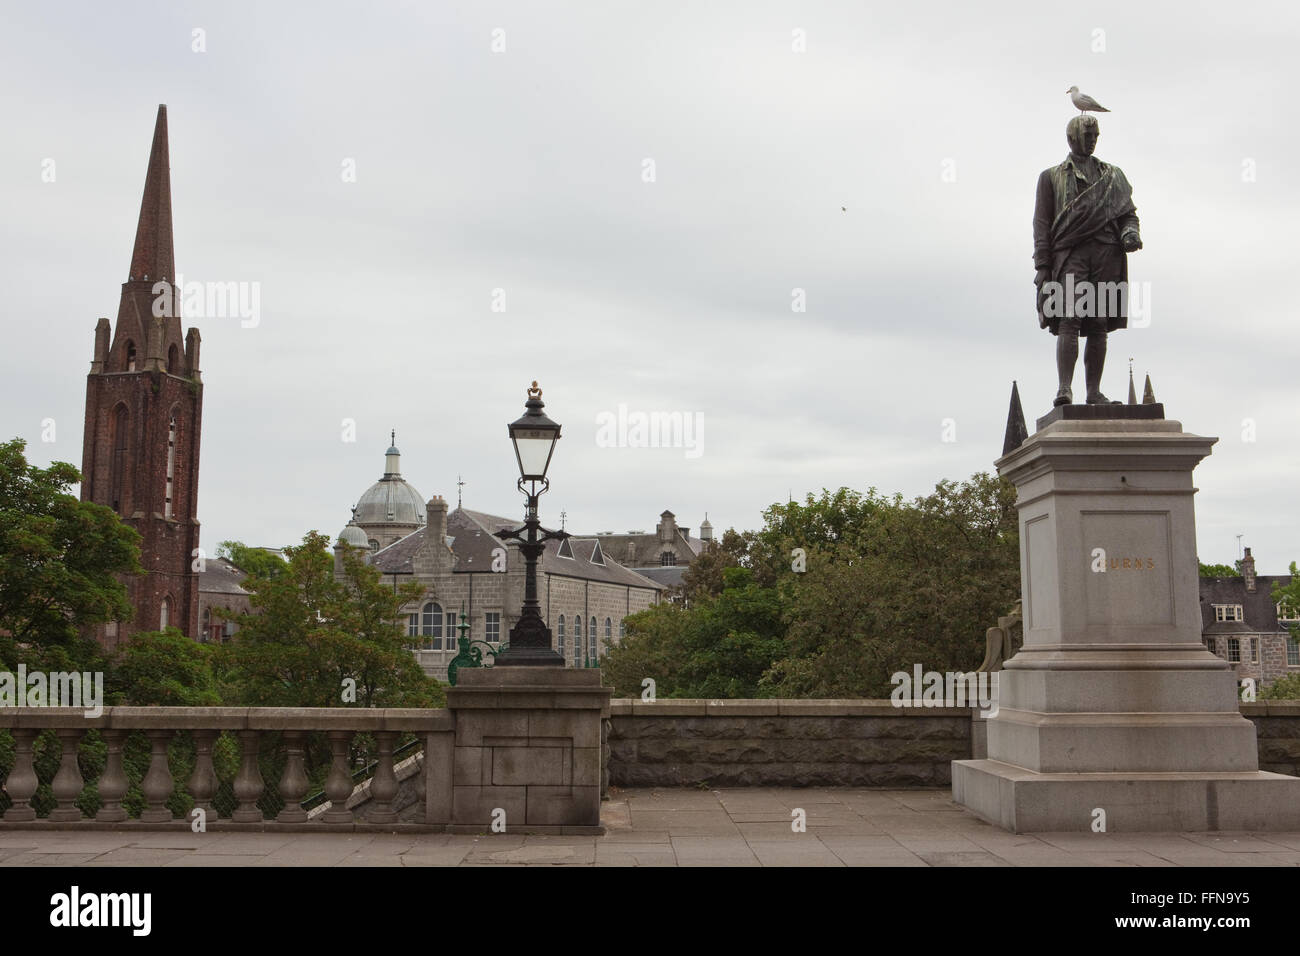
(3, 695, 1296, 830)
(0, 707, 454, 829)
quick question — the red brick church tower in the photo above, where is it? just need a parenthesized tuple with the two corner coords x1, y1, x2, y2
(81, 105, 203, 649)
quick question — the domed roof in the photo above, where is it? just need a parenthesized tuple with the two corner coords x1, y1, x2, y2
(353, 435, 426, 528)
(337, 521, 370, 549)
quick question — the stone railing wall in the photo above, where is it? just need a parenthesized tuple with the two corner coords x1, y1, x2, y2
(4, 697, 1296, 827)
(0, 707, 454, 828)
(607, 699, 1300, 789)
(606, 700, 971, 787)
(1243, 701, 1300, 776)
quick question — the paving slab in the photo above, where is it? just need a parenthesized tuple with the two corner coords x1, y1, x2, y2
(7, 787, 1300, 865)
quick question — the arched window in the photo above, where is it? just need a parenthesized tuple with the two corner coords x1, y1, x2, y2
(590, 616, 598, 662)
(605, 617, 612, 647)
(557, 615, 566, 658)
(160, 597, 171, 630)
(369, 539, 380, 551)
(126, 341, 137, 372)
(164, 414, 177, 520)
(422, 602, 443, 649)
(110, 405, 129, 514)
(167, 344, 179, 374)
(201, 608, 211, 643)
(619, 619, 626, 641)
(573, 616, 583, 666)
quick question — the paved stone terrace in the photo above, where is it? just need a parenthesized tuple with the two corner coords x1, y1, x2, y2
(3, 788, 1300, 866)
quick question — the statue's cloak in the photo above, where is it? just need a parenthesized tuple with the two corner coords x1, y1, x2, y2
(1034, 156, 1138, 334)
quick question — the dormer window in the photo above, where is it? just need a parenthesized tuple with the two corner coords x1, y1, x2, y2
(660, 551, 676, 567)
(1214, 605, 1244, 623)
(1278, 603, 1300, 623)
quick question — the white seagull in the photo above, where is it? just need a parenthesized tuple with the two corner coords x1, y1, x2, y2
(1067, 86, 1110, 113)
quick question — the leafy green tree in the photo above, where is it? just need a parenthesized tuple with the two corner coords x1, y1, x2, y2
(108, 629, 222, 705)
(606, 473, 1019, 699)
(220, 532, 444, 708)
(681, 528, 754, 603)
(764, 474, 1019, 698)
(1199, 561, 1241, 577)
(605, 567, 784, 698)
(217, 540, 288, 581)
(1260, 672, 1300, 700)
(0, 439, 141, 671)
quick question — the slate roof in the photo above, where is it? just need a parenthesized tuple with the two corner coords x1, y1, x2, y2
(1199, 575, 1296, 634)
(371, 506, 663, 592)
(631, 567, 687, 590)
(198, 557, 250, 596)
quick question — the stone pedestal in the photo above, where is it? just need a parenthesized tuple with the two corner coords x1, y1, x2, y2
(445, 667, 611, 834)
(952, 413, 1300, 831)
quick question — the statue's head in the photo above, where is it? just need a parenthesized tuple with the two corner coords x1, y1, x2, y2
(1067, 115, 1100, 157)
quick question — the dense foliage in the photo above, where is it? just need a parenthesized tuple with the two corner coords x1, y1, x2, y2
(603, 473, 1020, 699)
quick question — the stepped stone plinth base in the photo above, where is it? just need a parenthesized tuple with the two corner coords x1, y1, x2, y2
(953, 414, 1300, 832)
(953, 761, 1300, 832)
(443, 667, 611, 834)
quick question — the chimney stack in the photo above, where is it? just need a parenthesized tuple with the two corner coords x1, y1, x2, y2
(1242, 547, 1257, 593)
(428, 496, 449, 547)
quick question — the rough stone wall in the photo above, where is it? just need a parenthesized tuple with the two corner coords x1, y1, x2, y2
(607, 700, 971, 788)
(1243, 702, 1300, 776)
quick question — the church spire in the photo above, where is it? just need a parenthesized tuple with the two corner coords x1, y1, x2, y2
(127, 105, 175, 282)
(1002, 381, 1028, 456)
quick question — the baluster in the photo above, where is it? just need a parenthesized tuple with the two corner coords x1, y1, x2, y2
(231, 730, 264, 822)
(369, 731, 399, 823)
(139, 730, 175, 822)
(95, 730, 129, 822)
(276, 732, 309, 823)
(2, 729, 39, 821)
(48, 728, 86, 822)
(186, 731, 218, 820)
(323, 730, 355, 825)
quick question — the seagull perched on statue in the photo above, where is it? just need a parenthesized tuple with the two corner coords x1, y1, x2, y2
(1066, 85, 1109, 114)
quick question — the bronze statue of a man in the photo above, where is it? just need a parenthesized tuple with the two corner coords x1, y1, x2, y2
(1033, 115, 1142, 406)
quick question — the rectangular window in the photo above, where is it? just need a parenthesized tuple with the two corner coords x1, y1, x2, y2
(485, 612, 500, 644)
(1288, 638, 1300, 667)
(1227, 638, 1240, 662)
(1251, 638, 1260, 664)
(408, 613, 419, 639)
(1214, 605, 1244, 623)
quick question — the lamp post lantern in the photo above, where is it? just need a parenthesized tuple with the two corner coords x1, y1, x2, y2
(493, 382, 567, 666)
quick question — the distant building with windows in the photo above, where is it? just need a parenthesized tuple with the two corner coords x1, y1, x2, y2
(335, 442, 665, 681)
(196, 557, 251, 643)
(593, 510, 711, 595)
(1200, 548, 1299, 687)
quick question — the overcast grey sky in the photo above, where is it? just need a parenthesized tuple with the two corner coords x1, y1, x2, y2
(3, 0, 1297, 571)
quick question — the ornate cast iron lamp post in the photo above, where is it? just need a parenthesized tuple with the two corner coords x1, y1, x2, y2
(493, 382, 567, 666)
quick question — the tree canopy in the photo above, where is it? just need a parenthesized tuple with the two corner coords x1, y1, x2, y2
(218, 532, 444, 708)
(0, 439, 140, 671)
(604, 473, 1020, 699)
